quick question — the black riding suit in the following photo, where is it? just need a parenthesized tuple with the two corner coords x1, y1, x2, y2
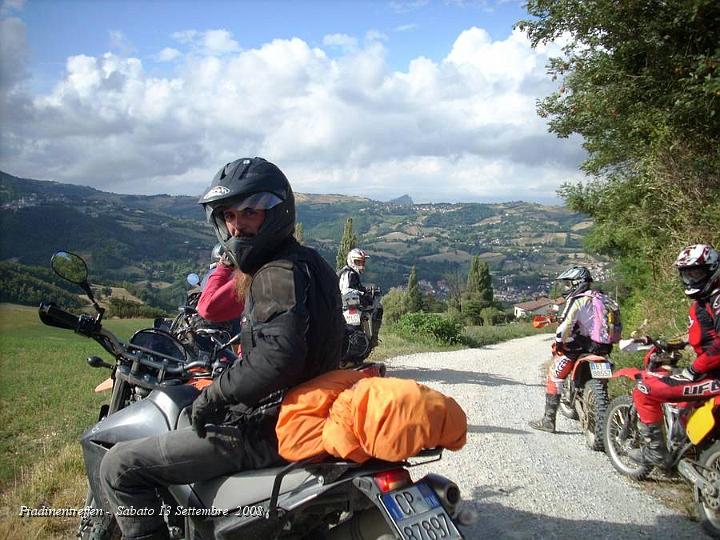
(99, 238, 344, 539)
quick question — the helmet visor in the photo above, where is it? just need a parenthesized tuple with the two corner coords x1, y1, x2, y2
(205, 192, 283, 240)
(679, 266, 708, 287)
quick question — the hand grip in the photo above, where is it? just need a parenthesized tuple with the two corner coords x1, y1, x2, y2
(38, 302, 81, 330)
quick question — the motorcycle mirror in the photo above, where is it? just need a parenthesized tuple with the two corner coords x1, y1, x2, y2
(51, 251, 88, 284)
(187, 273, 200, 287)
(50, 250, 104, 318)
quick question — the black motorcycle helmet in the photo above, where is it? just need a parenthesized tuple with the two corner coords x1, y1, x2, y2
(199, 157, 295, 274)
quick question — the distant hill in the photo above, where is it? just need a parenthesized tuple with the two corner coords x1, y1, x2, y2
(0, 171, 602, 309)
(389, 194, 414, 206)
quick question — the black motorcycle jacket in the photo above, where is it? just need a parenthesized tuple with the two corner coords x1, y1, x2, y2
(216, 237, 345, 411)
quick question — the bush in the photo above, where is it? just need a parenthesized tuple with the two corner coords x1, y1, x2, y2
(382, 287, 408, 324)
(395, 312, 463, 344)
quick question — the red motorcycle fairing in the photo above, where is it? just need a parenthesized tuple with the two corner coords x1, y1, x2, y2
(611, 367, 643, 381)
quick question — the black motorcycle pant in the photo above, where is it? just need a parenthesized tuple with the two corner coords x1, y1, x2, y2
(98, 420, 283, 539)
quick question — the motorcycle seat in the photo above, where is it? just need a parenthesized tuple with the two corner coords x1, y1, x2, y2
(192, 466, 324, 511)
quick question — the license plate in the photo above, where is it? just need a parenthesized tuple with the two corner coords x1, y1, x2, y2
(380, 482, 463, 540)
(589, 362, 612, 378)
(344, 309, 361, 325)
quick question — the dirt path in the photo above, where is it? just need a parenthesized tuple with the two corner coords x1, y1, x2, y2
(385, 333, 703, 539)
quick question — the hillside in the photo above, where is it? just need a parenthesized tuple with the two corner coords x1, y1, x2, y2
(0, 171, 604, 309)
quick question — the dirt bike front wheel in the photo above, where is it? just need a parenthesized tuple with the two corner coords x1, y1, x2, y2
(697, 440, 720, 538)
(78, 489, 120, 540)
(603, 395, 652, 480)
(581, 379, 609, 451)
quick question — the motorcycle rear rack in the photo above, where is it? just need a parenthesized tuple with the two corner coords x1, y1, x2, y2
(267, 448, 444, 519)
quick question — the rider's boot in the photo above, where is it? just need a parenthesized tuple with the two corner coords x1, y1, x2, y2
(628, 422, 670, 469)
(528, 394, 560, 433)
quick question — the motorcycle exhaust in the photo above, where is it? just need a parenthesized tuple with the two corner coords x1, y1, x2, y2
(678, 459, 718, 497)
(418, 473, 461, 516)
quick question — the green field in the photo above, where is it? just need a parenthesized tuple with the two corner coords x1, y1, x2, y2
(0, 304, 154, 538)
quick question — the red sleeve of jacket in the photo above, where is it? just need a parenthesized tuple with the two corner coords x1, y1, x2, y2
(690, 298, 720, 373)
(197, 265, 244, 322)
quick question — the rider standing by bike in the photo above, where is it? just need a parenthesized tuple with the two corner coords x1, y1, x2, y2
(529, 266, 614, 433)
(99, 157, 345, 540)
(338, 248, 370, 300)
(630, 244, 720, 468)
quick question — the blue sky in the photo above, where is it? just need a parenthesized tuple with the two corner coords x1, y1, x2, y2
(0, 0, 584, 203)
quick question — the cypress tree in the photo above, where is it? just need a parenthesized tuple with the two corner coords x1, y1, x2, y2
(336, 218, 357, 270)
(405, 266, 423, 313)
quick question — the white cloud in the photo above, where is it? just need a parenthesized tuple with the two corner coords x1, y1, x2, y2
(108, 30, 136, 55)
(1, 0, 25, 15)
(395, 23, 418, 32)
(322, 33, 358, 51)
(156, 47, 181, 62)
(0, 23, 582, 202)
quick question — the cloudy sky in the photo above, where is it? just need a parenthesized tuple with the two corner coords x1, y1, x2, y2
(0, 0, 584, 203)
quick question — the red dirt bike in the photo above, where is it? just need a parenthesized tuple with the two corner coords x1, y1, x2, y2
(558, 352, 614, 451)
(603, 336, 720, 538)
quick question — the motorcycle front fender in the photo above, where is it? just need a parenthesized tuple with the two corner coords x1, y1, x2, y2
(611, 367, 642, 381)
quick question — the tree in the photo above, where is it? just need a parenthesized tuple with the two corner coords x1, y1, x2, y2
(382, 287, 408, 323)
(336, 218, 357, 270)
(444, 263, 465, 314)
(462, 256, 494, 323)
(404, 266, 423, 313)
(517, 0, 720, 288)
(294, 222, 304, 244)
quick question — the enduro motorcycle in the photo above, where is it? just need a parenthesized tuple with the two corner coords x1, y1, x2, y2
(558, 352, 613, 451)
(340, 286, 383, 367)
(603, 336, 720, 538)
(41, 251, 469, 540)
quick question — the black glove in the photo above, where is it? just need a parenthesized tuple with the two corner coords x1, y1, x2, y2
(191, 384, 228, 438)
(670, 366, 701, 383)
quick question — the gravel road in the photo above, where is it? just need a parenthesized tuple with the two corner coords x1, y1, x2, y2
(384, 333, 703, 539)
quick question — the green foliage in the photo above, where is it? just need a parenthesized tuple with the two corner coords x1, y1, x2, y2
(480, 306, 506, 326)
(462, 256, 494, 324)
(0, 261, 84, 308)
(336, 218, 357, 270)
(395, 312, 463, 344)
(382, 287, 408, 324)
(404, 266, 423, 313)
(518, 0, 720, 330)
(107, 297, 167, 319)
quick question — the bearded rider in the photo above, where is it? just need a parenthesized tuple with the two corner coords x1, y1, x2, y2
(98, 157, 345, 540)
(630, 244, 720, 468)
(529, 266, 614, 433)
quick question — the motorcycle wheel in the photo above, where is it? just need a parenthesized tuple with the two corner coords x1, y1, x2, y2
(78, 490, 120, 540)
(559, 384, 578, 420)
(603, 395, 652, 480)
(580, 379, 609, 451)
(697, 440, 720, 538)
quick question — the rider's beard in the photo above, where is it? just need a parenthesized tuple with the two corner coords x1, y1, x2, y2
(234, 270, 252, 301)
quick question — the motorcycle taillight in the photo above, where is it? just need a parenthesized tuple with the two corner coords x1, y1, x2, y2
(373, 469, 411, 493)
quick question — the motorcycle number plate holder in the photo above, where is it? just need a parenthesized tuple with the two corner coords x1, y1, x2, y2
(589, 362, 612, 379)
(379, 481, 463, 540)
(344, 309, 361, 325)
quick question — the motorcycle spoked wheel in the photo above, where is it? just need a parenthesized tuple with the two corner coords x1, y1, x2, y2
(603, 395, 652, 480)
(579, 379, 609, 451)
(697, 441, 720, 538)
(559, 383, 579, 420)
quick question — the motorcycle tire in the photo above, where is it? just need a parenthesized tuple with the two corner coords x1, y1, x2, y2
(603, 395, 652, 480)
(697, 440, 720, 538)
(581, 379, 609, 452)
(78, 490, 120, 540)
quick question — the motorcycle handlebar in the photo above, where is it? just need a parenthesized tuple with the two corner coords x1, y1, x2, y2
(39, 302, 81, 331)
